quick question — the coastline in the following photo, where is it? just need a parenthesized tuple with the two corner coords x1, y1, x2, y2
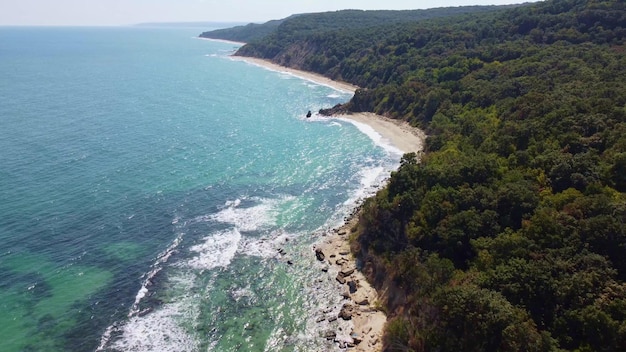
(233, 54, 425, 351)
(231, 55, 424, 154)
(196, 36, 246, 46)
(230, 56, 359, 94)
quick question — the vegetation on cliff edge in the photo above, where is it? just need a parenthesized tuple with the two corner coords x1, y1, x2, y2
(204, 0, 626, 350)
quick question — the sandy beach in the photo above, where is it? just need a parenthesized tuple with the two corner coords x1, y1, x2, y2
(230, 56, 360, 94)
(231, 56, 424, 153)
(234, 54, 425, 351)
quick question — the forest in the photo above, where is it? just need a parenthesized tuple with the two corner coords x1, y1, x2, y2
(202, 0, 626, 350)
(200, 6, 508, 44)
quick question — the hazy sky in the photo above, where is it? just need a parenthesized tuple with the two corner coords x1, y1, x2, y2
(0, 0, 541, 26)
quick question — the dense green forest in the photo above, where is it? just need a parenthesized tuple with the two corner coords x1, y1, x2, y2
(200, 6, 508, 44)
(199, 18, 286, 42)
(204, 0, 626, 350)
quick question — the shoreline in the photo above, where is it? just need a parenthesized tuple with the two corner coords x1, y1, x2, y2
(230, 56, 359, 94)
(195, 36, 246, 46)
(232, 55, 425, 154)
(233, 55, 426, 351)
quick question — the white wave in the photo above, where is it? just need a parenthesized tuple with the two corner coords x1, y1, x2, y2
(310, 165, 390, 233)
(326, 93, 341, 98)
(327, 121, 342, 128)
(230, 57, 354, 94)
(211, 204, 273, 232)
(336, 117, 403, 156)
(109, 300, 199, 352)
(360, 165, 386, 188)
(186, 229, 241, 270)
(223, 198, 241, 208)
(337, 117, 404, 156)
(98, 232, 190, 351)
(128, 233, 184, 317)
(102, 227, 289, 350)
(229, 285, 255, 303)
(238, 230, 292, 258)
(351, 166, 387, 202)
(195, 37, 245, 46)
(199, 196, 293, 232)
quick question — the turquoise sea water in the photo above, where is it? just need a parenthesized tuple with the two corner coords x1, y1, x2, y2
(0, 27, 401, 351)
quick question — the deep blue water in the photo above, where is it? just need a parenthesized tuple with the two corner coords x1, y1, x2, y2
(0, 26, 401, 351)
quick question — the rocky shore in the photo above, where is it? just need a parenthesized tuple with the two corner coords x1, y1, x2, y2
(312, 210, 386, 351)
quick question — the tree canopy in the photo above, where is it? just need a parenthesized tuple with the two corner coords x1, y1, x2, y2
(203, 1, 626, 350)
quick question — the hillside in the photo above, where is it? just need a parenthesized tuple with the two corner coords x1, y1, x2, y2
(200, 6, 509, 44)
(199, 18, 286, 42)
(207, 0, 626, 350)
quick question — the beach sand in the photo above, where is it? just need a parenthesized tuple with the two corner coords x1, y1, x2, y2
(230, 56, 359, 94)
(231, 56, 425, 154)
(233, 54, 425, 351)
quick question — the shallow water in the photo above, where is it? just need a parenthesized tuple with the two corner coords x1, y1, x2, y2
(0, 26, 400, 351)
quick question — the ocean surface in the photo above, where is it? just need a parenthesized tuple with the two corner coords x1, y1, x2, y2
(0, 26, 402, 351)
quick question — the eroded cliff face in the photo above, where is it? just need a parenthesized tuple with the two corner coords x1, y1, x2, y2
(271, 41, 322, 70)
(351, 229, 407, 316)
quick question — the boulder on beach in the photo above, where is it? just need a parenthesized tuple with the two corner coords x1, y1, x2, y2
(348, 280, 357, 293)
(323, 330, 336, 340)
(356, 298, 369, 306)
(339, 303, 355, 320)
(340, 267, 355, 277)
(315, 248, 325, 261)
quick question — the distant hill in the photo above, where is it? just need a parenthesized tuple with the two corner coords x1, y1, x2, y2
(198, 6, 509, 44)
(136, 21, 247, 29)
(199, 18, 288, 43)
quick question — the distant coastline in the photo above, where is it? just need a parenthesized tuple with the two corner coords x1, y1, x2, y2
(196, 36, 246, 46)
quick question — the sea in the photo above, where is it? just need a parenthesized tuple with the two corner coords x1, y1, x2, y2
(0, 26, 402, 351)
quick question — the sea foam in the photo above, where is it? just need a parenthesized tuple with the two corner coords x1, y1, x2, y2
(186, 229, 241, 270)
(338, 117, 404, 156)
(109, 299, 200, 352)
